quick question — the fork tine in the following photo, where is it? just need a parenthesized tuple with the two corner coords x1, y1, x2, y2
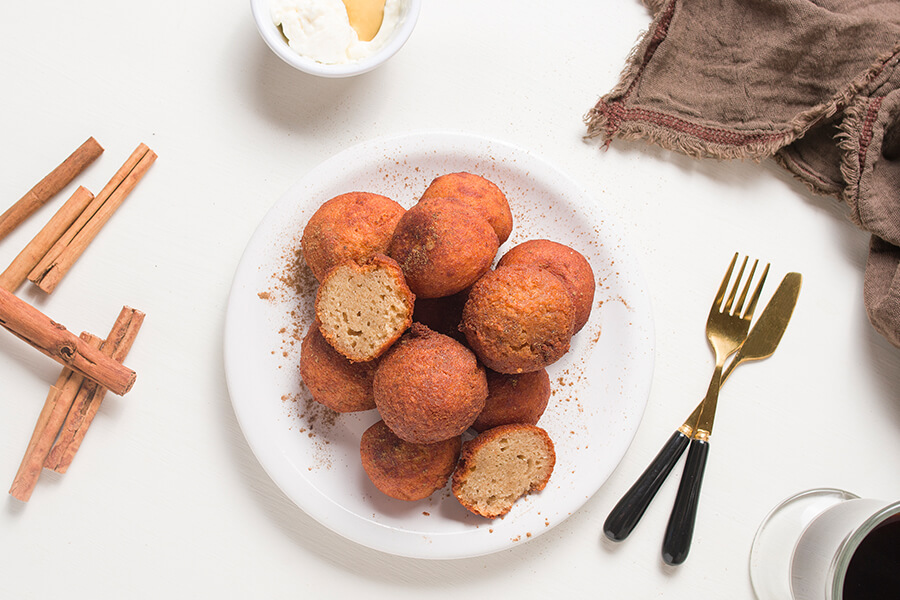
(713, 253, 739, 312)
(723, 256, 748, 313)
(742, 262, 770, 321)
(733, 259, 758, 315)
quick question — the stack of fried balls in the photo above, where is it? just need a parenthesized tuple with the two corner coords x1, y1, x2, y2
(297, 172, 595, 518)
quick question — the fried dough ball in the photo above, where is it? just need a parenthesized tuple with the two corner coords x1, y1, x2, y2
(301, 192, 405, 282)
(472, 368, 551, 432)
(419, 172, 513, 244)
(461, 264, 575, 374)
(360, 420, 461, 501)
(452, 424, 556, 518)
(373, 324, 487, 444)
(498, 239, 595, 333)
(299, 325, 377, 413)
(388, 197, 499, 299)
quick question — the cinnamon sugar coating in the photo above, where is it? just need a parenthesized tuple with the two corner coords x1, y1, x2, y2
(472, 368, 551, 432)
(388, 197, 498, 299)
(461, 264, 575, 374)
(419, 172, 513, 244)
(373, 324, 487, 444)
(498, 239, 595, 333)
(302, 192, 405, 282)
(299, 324, 377, 412)
(360, 420, 461, 501)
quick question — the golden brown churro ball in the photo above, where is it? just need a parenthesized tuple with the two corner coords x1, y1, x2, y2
(360, 420, 462, 501)
(498, 239, 595, 333)
(314, 254, 414, 362)
(388, 197, 499, 299)
(452, 423, 556, 518)
(301, 192, 406, 282)
(471, 368, 551, 432)
(299, 325, 377, 413)
(419, 172, 513, 244)
(373, 324, 487, 444)
(461, 264, 575, 374)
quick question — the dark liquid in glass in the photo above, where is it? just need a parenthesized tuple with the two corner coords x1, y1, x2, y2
(842, 515, 900, 599)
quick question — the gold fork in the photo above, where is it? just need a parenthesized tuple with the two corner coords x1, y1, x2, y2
(661, 253, 768, 565)
(688, 254, 768, 443)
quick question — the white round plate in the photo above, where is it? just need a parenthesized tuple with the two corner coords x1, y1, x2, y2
(224, 132, 655, 559)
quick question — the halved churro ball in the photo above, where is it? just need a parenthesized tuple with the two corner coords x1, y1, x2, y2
(498, 239, 595, 332)
(373, 324, 487, 444)
(360, 420, 461, 501)
(472, 368, 551, 432)
(388, 197, 499, 299)
(299, 325, 376, 413)
(419, 172, 513, 244)
(314, 254, 414, 362)
(461, 264, 575, 374)
(301, 192, 406, 282)
(452, 423, 556, 519)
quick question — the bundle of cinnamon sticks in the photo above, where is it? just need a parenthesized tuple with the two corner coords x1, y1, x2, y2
(9, 306, 145, 501)
(0, 137, 156, 293)
(1, 137, 153, 502)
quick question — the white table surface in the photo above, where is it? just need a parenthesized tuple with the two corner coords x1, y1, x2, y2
(2, 1, 899, 598)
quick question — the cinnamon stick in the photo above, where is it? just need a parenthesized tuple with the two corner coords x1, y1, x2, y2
(0, 137, 103, 242)
(45, 306, 144, 473)
(29, 144, 149, 284)
(8, 333, 102, 502)
(0, 286, 136, 395)
(0, 186, 95, 292)
(29, 143, 156, 294)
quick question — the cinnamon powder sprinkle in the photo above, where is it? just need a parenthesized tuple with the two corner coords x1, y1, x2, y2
(297, 396, 337, 470)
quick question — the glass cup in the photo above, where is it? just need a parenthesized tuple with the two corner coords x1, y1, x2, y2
(749, 488, 900, 600)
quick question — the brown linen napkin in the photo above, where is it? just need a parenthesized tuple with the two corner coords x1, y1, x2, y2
(586, 0, 900, 347)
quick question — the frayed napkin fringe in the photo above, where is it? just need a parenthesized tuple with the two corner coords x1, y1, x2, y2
(585, 0, 900, 174)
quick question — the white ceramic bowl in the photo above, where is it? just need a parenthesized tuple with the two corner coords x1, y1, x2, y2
(251, 0, 421, 77)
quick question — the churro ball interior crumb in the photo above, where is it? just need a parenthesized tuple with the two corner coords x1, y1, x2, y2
(452, 424, 555, 518)
(316, 257, 413, 362)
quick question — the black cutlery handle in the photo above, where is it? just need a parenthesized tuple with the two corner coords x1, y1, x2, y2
(603, 431, 691, 542)
(662, 438, 709, 565)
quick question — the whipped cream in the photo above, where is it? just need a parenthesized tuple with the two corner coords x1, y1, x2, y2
(271, 0, 404, 65)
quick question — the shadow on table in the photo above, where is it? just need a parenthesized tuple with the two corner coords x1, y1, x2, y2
(865, 317, 900, 427)
(597, 132, 864, 242)
(236, 30, 395, 136)
(761, 160, 900, 427)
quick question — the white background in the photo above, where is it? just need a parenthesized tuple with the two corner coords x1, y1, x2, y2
(1, 1, 899, 598)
